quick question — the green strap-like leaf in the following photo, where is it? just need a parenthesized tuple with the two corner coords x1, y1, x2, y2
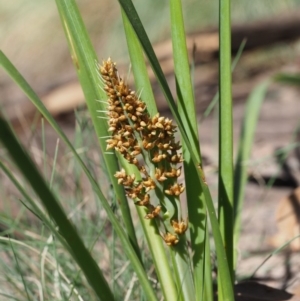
(169, 0, 203, 299)
(218, 0, 234, 289)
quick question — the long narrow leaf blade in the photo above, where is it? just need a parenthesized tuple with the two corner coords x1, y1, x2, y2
(218, 0, 234, 289)
(234, 81, 269, 268)
(170, 0, 202, 299)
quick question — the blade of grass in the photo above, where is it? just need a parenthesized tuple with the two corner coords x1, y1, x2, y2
(233, 81, 269, 269)
(203, 224, 213, 301)
(49, 139, 59, 188)
(121, 11, 179, 301)
(169, 0, 205, 299)
(41, 118, 47, 178)
(202, 39, 246, 119)
(9, 240, 31, 301)
(250, 234, 300, 278)
(117, 1, 235, 299)
(0, 52, 157, 301)
(54, 0, 140, 259)
(218, 0, 234, 289)
(0, 115, 114, 301)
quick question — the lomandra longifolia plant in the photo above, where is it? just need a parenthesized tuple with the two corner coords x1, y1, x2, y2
(1, 0, 269, 300)
(100, 58, 188, 246)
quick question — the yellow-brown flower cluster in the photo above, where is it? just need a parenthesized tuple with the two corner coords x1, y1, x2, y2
(100, 58, 187, 245)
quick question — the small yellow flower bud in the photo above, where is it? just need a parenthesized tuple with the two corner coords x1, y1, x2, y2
(162, 232, 179, 246)
(145, 205, 161, 219)
(171, 220, 188, 234)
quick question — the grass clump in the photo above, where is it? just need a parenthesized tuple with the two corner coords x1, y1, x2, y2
(0, 0, 278, 300)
